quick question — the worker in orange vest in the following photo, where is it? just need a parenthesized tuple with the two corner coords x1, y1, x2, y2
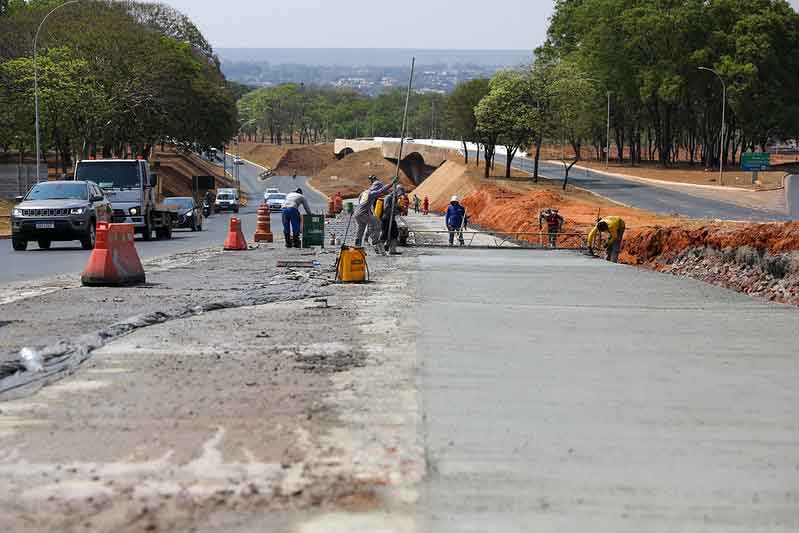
(422, 196, 429, 215)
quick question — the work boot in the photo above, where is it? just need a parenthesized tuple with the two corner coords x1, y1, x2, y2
(285, 235, 293, 248)
(388, 240, 402, 255)
(293, 236, 301, 249)
(373, 242, 386, 256)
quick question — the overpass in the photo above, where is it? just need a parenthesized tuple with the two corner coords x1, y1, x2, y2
(334, 138, 459, 184)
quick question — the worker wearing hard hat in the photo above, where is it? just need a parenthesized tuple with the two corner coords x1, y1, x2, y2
(539, 208, 565, 248)
(354, 175, 398, 254)
(587, 216, 626, 262)
(445, 195, 467, 246)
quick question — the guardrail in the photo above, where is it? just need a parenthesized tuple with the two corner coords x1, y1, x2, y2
(407, 230, 589, 250)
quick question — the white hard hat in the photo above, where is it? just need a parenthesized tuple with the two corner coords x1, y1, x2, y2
(451, 195, 460, 202)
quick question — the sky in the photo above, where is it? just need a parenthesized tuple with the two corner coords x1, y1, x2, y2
(148, 0, 553, 50)
(151, 0, 799, 50)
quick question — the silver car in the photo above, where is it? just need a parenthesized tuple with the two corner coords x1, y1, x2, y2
(11, 180, 111, 251)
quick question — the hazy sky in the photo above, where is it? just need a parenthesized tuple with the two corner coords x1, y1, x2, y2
(152, 0, 799, 50)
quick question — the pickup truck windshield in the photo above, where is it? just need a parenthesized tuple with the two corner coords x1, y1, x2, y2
(163, 198, 193, 209)
(217, 194, 234, 200)
(76, 162, 140, 189)
(25, 182, 88, 201)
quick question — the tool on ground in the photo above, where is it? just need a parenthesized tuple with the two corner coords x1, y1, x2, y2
(253, 203, 274, 242)
(335, 206, 368, 283)
(224, 217, 247, 250)
(386, 56, 416, 248)
(277, 260, 320, 268)
(81, 222, 146, 286)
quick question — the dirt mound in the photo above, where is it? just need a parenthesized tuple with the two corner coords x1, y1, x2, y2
(412, 161, 485, 212)
(237, 142, 336, 177)
(621, 223, 799, 266)
(310, 148, 413, 198)
(152, 149, 234, 200)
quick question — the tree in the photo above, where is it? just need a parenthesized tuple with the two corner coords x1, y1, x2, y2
(447, 78, 489, 165)
(475, 70, 539, 179)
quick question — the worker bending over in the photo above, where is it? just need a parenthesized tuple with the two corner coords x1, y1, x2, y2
(380, 185, 405, 255)
(587, 216, 626, 262)
(354, 175, 398, 254)
(282, 188, 313, 248)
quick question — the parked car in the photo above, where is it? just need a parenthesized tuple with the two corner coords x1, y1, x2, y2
(163, 196, 203, 231)
(265, 193, 286, 211)
(11, 180, 111, 251)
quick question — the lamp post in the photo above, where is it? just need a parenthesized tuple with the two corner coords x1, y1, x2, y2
(698, 66, 726, 186)
(34, 0, 80, 183)
(583, 78, 611, 169)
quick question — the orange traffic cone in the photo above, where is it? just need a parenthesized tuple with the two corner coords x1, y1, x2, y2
(81, 222, 146, 286)
(224, 217, 248, 250)
(254, 203, 274, 242)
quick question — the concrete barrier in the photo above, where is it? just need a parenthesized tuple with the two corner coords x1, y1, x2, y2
(786, 175, 799, 219)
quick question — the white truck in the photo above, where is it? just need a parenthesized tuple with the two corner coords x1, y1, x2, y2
(214, 187, 240, 213)
(74, 159, 178, 240)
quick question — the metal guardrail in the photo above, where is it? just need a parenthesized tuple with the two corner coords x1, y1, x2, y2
(407, 230, 589, 250)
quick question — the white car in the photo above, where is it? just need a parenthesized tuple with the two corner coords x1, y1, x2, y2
(265, 193, 286, 211)
(263, 188, 280, 201)
(233, 156, 244, 165)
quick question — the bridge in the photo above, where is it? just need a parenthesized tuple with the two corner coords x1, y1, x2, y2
(334, 138, 459, 184)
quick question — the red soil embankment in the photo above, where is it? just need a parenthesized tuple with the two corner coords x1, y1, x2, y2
(310, 148, 414, 198)
(237, 142, 336, 177)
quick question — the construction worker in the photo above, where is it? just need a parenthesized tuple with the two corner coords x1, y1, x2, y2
(380, 185, 405, 255)
(539, 208, 565, 248)
(587, 216, 626, 262)
(398, 193, 410, 216)
(413, 194, 421, 214)
(354, 176, 398, 254)
(422, 196, 429, 215)
(281, 188, 313, 248)
(446, 195, 466, 246)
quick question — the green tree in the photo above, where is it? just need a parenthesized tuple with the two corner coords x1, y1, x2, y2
(447, 78, 489, 165)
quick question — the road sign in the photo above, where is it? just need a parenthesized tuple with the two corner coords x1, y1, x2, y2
(741, 152, 770, 171)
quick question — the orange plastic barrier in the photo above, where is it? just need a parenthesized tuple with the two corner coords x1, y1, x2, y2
(253, 204, 274, 243)
(81, 222, 145, 286)
(224, 217, 248, 250)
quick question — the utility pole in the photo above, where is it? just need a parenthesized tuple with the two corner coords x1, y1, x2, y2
(698, 67, 726, 186)
(34, 0, 80, 183)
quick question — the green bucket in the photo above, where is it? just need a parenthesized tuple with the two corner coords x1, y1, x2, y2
(302, 214, 325, 248)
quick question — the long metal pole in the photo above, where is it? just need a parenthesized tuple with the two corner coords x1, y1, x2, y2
(720, 80, 726, 186)
(387, 57, 416, 248)
(606, 91, 611, 168)
(33, 0, 79, 183)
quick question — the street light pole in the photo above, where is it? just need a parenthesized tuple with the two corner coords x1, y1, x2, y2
(698, 66, 726, 186)
(33, 0, 80, 183)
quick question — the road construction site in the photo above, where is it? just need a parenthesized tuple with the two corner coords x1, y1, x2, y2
(2, 146, 799, 531)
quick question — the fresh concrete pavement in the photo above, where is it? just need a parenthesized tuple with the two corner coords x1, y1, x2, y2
(417, 249, 799, 531)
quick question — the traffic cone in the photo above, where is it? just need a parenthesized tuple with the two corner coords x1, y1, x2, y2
(224, 217, 248, 250)
(81, 222, 146, 286)
(253, 203, 274, 243)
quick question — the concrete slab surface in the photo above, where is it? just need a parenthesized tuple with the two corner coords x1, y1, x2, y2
(418, 249, 799, 531)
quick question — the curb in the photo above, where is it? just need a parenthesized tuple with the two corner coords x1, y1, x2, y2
(543, 160, 764, 193)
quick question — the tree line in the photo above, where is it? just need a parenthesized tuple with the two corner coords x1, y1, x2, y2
(0, 0, 238, 174)
(237, 84, 450, 145)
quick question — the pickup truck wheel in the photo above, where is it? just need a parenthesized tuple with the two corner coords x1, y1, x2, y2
(80, 222, 96, 250)
(12, 238, 27, 251)
(37, 239, 51, 250)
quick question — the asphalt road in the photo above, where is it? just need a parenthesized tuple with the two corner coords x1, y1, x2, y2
(419, 249, 799, 531)
(477, 150, 788, 221)
(0, 156, 327, 285)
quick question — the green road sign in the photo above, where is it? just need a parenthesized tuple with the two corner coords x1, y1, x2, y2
(741, 152, 770, 171)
